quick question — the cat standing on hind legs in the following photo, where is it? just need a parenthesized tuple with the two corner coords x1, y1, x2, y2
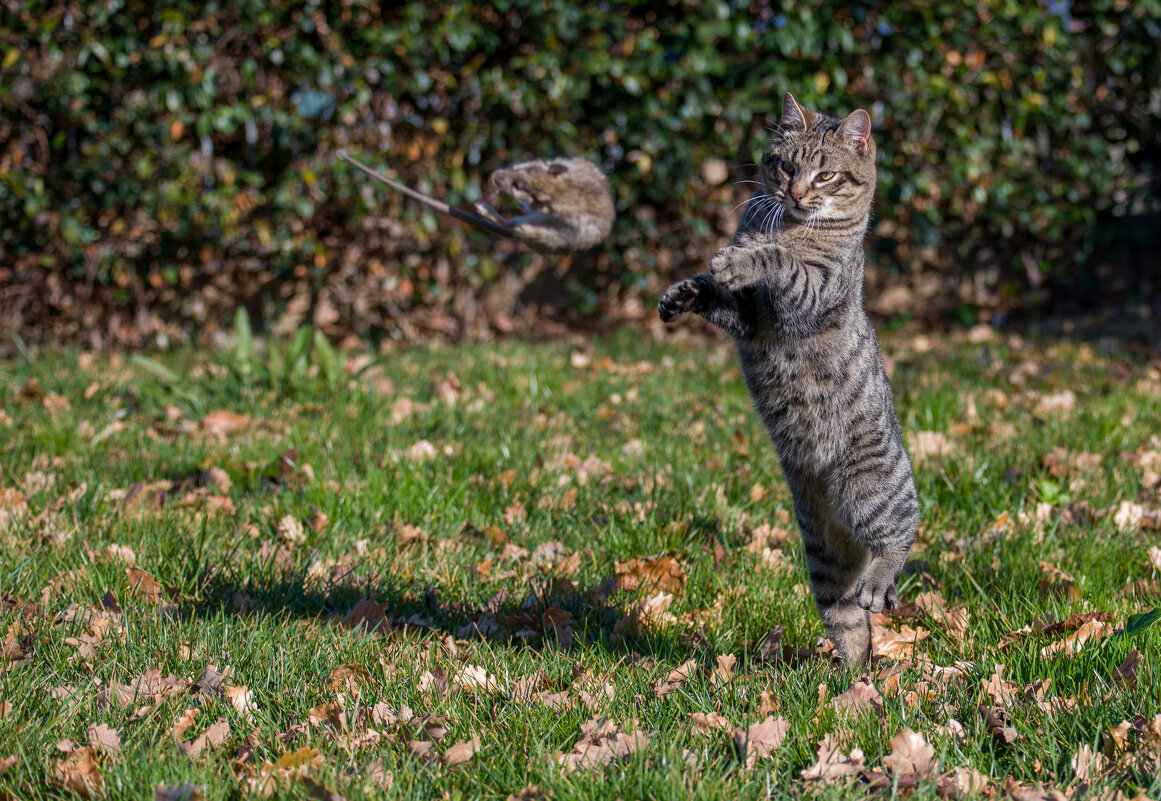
(659, 92, 919, 665)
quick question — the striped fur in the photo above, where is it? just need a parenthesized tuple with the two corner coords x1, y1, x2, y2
(659, 93, 918, 665)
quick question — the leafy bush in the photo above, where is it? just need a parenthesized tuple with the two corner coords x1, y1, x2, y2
(1, 0, 1158, 343)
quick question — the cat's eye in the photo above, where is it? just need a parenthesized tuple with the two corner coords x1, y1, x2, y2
(779, 161, 795, 175)
(816, 171, 836, 182)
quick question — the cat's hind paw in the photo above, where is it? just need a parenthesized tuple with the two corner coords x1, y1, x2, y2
(854, 557, 901, 613)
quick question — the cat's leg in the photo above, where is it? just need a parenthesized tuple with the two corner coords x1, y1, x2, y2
(658, 274, 752, 339)
(709, 244, 843, 338)
(792, 484, 873, 665)
(835, 431, 919, 614)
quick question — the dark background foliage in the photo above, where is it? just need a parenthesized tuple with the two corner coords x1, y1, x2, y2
(2, 0, 1159, 346)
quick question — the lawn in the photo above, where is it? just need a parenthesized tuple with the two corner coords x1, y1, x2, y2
(1, 324, 1159, 800)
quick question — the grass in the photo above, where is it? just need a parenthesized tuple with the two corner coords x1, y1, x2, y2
(1, 325, 1159, 800)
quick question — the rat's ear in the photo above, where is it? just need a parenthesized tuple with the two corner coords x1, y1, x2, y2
(781, 92, 815, 132)
(548, 162, 569, 176)
(837, 109, 872, 155)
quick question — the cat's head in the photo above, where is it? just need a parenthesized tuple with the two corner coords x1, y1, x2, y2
(760, 93, 876, 222)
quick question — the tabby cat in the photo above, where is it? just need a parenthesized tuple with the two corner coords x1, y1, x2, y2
(659, 92, 918, 665)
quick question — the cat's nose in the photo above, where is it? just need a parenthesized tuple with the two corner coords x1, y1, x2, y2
(791, 190, 805, 203)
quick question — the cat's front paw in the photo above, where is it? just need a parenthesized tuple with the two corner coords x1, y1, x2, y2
(658, 276, 712, 323)
(709, 246, 752, 292)
(853, 557, 902, 613)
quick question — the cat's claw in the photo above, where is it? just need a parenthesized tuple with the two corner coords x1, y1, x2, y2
(854, 558, 901, 613)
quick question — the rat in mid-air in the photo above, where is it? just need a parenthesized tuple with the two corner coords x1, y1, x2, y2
(339, 152, 615, 253)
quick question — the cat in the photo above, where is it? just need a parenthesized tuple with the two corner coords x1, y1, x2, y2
(658, 92, 918, 665)
(339, 152, 614, 253)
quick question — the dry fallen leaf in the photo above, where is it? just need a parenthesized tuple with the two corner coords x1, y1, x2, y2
(0, 755, 19, 777)
(1112, 650, 1141, 689)
(800, 732, 864, 784)
(981, 664, 1018, 706)
(871, 624, 929, 660)
(443, 736, 481, 767)
(712, 654, 737, 685)
(936, 766, 989, 797)
(340, 598, 390, 635)
(733, 716, 790, 769)
(328, 663, 372, 696)
(689, 712, 733, 735)
(1039, 618, 1113, 657)
(911, 431, 954, 464)
(556, 717, 650, 773)
(1070, 743, 1107, 783)
(53, 745, 103, 798)
(201, 409, 252, 439)
(179, 717, 230, 759)
(125, 566, 168, 602)
(831, 681, 884, 718)
(613, 554, 687, 595)
(88, 723, 121, 758)
(882, 728, 936, 777)
(980, 705, 1020, 745)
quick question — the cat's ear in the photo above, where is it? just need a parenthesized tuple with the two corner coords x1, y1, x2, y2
(781, 92, 814, 131)
(838, 109, 872, 155)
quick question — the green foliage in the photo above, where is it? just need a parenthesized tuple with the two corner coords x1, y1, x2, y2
(227, 308, 348, 394)
(1, 0, 1158, 336)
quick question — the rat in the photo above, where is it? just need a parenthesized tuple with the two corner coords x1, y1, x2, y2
(339, 151, 615, 253)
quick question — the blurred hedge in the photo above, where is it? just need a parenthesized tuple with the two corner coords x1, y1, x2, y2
(1, 0, 1159, 344)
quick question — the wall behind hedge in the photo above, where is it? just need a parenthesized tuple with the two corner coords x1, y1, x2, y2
(1, 0, 1159, 344)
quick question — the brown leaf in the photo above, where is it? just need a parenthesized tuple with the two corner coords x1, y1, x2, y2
(733, 716, 790, 768)
(689, 712, 732, 735)
(443, 736, 480, 767)
(0, 755, 19, 777)
(88, 723, 121, 758)
(882, 729, 936, 777)
(201, 409, 252, 439)
(340, 598, 391, 635)
(125, 566, 168, 602)
(1002, 776, 1069, 801)
(328, 663, 372, 696)
(1070, 743, 1107, 783)
(1039, 618, 1113, 656)
(612, 554, 687, 595)
(800, 732, 865, 783)
(979, 705, 1020, 745)
(652, 657, 698, 697)
(179, 717, 230, 759)
(507, 786, 542, 801)
(225, 685, 257, 720)
(557, 717, 650, 773)
(1112, 650, 1141, 689)
(981, 664, 1018, 705)
(935, 767, 989, 798)
(831, 681, 884, 717)
(911, 431, 955, 464)
(712, 654, 737, 685)
(758, 690, 780, 717)
(172, 708, 200, 742)
(871, 624, 929, 660)
(53, 745, 103, 798)
(531, 691, 570, 712)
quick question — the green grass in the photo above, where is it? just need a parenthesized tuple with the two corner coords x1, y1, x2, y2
(1, 327, 1159, 800)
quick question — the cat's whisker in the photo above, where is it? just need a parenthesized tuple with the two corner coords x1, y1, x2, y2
(736, 192, 773, 215)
